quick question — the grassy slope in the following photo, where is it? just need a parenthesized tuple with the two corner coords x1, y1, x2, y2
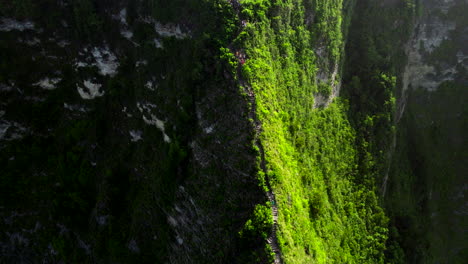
(235, 0, 391, 263)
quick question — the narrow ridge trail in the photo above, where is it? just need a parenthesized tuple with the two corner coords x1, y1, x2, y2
(266, 191, 282, 264)
(227, 1, 283, 262)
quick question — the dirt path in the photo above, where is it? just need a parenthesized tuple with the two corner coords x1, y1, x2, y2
(266, 191, 282, 264)
(236, 69, 283, 263)
(227, 2, 283, 262)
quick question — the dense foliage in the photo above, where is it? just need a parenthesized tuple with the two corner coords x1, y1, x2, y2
(3, 0, 461, 263)
(231, 0, 400, 262)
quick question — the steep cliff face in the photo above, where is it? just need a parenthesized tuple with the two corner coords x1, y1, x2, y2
(0, 1, 265, 262)
(387, 0, 468, 262)
(402, 0, 459, 93)
(0, 0, 465, 263)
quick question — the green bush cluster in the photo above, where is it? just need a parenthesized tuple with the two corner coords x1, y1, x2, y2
(240, 203, 273, 241)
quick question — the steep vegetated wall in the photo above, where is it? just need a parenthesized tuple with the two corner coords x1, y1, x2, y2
(386, 0, 468, 262)
(345, 1, 468, 263)
(0, 0, 465, 263)
(238, 0, 390, 263)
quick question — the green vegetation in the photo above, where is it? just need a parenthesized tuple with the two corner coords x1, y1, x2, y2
(233, 0, 407, 262)
(343, 1, 417, 263)
(387, 81, 468, 263)
(238, 203, 275, 263)
(3, 0, 463, 263)
(344, 1, 467, 263)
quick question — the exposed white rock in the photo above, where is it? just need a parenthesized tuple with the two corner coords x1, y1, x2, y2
(136, 102, 157, 112)
(119, 9, 128, 25)
(33, 77, 61, 90)
(121, 29, 133, 39)
(57, 40, 70, 47)
(0, 18, 34, 32)
(142, 17, 190, 39)
(137, 102, 171, 143)
(143, 115, 163, 132)
(419, 21, 456, 53)
(122, 107, 132, 117)
(77, 80, 104, 99)
(91, 46, 119, 77)
(136, 60, 148, 67)
(25, 38, 41, 46)
(145, 80, 157, 91)
(313, 62, 341, 108)
(129, 130, 143, 142)
(204, 125, 214, 134)
(196, 105, 218, 135)
(0, 120, 27, 141)
(75, 61, 89, 68)
(46, 55, 59, 60)
(0, 83, 13, 92)
(456, 51, 466, 61)
(154, 38, 163, 48)
(176, 236, 183, 245)
(142, 114, 171, 143)
(402, 15, 458, 92)
(154, 22, 189, 39)
(168, 216, 178, 227)
(77, 238, 91, 255)
(63, 103, 88, 112)
(114, 9, 135, 40)
(440, 0, 456, 14)
(456, 51, 468, 68)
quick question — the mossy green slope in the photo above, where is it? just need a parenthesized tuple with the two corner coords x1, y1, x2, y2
(233, 0, 391, 263)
